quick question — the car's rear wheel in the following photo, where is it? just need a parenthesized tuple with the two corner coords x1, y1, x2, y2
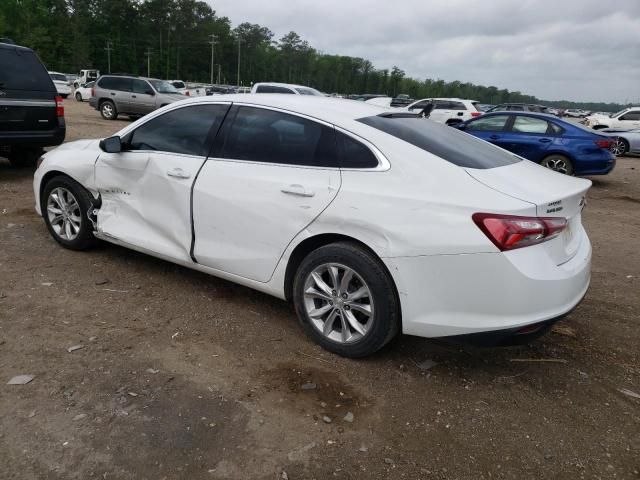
(541, 154, 574, 175)
(8, 147, 43, 168)
(293, 242, 400, 358)
(42, 175, 96, 250)
(100, 100, 117, 120)
(75, 92, 83, 102)
(611, 138, 629, 156)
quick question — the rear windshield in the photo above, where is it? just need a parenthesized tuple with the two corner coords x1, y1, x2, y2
(49, 73, 67, 82)
(295, 87, 323, 96)
(171, 81, 185, 89)
(0, 47, 55, 92)
(358, 115, 522, 169)
(471, 101, 482, 111)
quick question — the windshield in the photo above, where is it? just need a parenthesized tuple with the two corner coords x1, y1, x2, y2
(610, 109, 627, 118)
(358, 115, 521, 169)
(149, 79, 179, 94)
(295, 87, 323, 96)
(50, 73, 67, 82)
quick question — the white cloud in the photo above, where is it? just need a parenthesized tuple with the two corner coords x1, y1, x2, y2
(207, 0, 640, 103)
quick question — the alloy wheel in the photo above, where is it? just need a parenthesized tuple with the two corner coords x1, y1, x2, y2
(47, 187, 82, 241)
(302, 263, 374, 344)
(611, 138, 627, 156)
(102, 103, 114, 119)
(543, 157, 570, 174)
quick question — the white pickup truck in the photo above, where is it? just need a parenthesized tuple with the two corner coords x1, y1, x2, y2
(586, 107, 640, 130)
(168, 80, 208, 97)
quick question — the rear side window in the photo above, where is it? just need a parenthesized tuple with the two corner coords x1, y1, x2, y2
(219, 106, 337, 167)
(511, 116, 551, 134)
(450, 101, 466, 110)
(132, 79, 151, 94)
(358, 115, 520, 169)
(433, 101, 449, 110)
(337, 131, 378, 168)
(98, 76, 132, 92)
(620, 112, 640, 121)
(255, 85, 295, 94)
(466, 115, 509, 132)
(128, 104, 229, 156)
(0, 47, 55, 92)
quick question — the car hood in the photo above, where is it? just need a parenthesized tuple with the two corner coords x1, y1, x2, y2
(158, 93, 186, 102)
(53, 139, 101, 152)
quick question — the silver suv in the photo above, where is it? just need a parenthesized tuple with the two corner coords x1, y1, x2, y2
(89, 75, 185, 120)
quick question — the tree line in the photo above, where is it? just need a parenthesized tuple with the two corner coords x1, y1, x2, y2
(0, 0, 626, 112)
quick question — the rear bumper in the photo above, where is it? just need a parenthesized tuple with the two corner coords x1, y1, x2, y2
(0, 125, 65, 149)
(574, 153, 616, 176)
(384, 231, 591, 339)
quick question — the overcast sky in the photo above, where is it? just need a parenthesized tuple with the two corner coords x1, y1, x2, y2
(207, 0, 640, 103)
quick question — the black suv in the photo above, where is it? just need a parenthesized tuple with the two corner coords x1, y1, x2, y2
(0, 41, 65, 167)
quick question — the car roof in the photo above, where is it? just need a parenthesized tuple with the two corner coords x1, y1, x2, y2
(254, 82, 315, 89)
(0, 41, 32, 52)
(478, 111, 562, 121)
(173, 94, 389, 124)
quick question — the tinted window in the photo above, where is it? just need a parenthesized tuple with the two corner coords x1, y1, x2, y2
(219, 106, 337, 167)
(49, 73, 67, 82)
(256, 85, 295, 94)
(0, 47, 55, 92)
(295, 87, 323, 96)
(128, 104, 229, 156)
(148, 79, 179, 94)
(408, 100, 430, 111)
(171, 81, 185, 89)
(433, 101, 450, 110)
(511, 116, 551, 134)
(450, 101, 466, 110)
(620, 112, 640, 121)
(132, 79, 151, 94)
(98, 76, 132, 92)
(337, 131, 378, 168)
(358, 115, 520, 169)
(466, 115, 509, 132)
(507, 105, 524, 111)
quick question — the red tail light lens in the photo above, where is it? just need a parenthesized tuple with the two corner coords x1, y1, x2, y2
(594, 139, 612, 149)
(471, 111, 482, 117)
(55, 95, 64, 117)
(472, 213, 567, 251)
(91, 86, 95, 97)
(184, 91, 190, 96)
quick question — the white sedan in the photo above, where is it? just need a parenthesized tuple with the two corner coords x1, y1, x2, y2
(74, 81, 94, 102)
(33, 95, 592, 357)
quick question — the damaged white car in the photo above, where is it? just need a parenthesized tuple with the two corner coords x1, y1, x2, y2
(34, 95, 592, 357)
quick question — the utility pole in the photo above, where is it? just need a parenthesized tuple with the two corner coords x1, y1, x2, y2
(144, 48, 152, 77)
(208, 34, 218, 85)
(105, 41, 113, 73)
(236, 35, 243, 87)
(217, 64, 221, 85)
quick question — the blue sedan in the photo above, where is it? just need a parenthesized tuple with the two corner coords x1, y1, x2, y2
(455, 112, 616, 175)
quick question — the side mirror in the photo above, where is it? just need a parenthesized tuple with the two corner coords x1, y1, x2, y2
(145, 89, 155, 96)
(99, 136, 122, 153)
(455, 123, 467, 130)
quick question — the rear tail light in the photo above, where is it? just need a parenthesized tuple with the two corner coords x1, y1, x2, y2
(55, 95, 64, 117)
(472, 213, 567, 251)
(471, 111, 482, 117)
(184, 91, 190, 96)
(91, 86, 95, 97)
(594, 139, 612, 149)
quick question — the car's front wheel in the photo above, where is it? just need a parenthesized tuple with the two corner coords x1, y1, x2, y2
(75, 92, 83, 102)
(100, 100, 117, 120)
(41, 175, 96, 250)
(293, 242, 400, 358)
(541, 154, 574, 175)
(611, 138, 629, 156)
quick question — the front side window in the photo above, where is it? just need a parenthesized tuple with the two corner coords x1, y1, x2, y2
(132, 79, 152, 94)
(466, 115, 510, 132)
(128, 104, 229, 156)
(620, 112, 640, 121)
(219, 106, 337, 167)
(511, 116, 551, 134)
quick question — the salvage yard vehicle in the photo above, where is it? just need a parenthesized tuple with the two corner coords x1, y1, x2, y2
(89, 75, 185, 120)
(251, 82, 324, 96)
(0, 41, 65, 167)
(48, 71, 72, 98)
(34, 95, 592, 357)
(403, 98, 482, 125)
(586, 107, 640, 130)
(73, 69, 99, 89)
(602, 127, 640, 156)
(456, 111, 616, 175)
(74, 81, 94, 102)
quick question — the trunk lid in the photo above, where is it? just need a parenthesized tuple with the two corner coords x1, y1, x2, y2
(466, 160, 591, 264)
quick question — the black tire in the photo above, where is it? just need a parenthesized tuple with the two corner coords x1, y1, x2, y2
(61, 94, 69, 99)
(41, 175, 96, 250)
(75, 92, 83, 102)
(100, 100, 117, 120)
(541, 154, 574, 175)
(8, 148, 43, 168)
(293, 242, 400, 358)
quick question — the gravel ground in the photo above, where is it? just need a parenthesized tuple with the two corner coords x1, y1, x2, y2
(1, 100, 639, 479)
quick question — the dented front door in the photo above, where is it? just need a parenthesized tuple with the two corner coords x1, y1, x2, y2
(94, 150, 205, 262)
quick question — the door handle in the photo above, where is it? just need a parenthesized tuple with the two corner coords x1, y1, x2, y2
(538, 138, 552, 143)
(166, 168, 191, 179)
(281, 184, 315, 197)
(132, 95, 137, 98)
(489, 135, 500, 140)
(110, 92, 116, 96)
